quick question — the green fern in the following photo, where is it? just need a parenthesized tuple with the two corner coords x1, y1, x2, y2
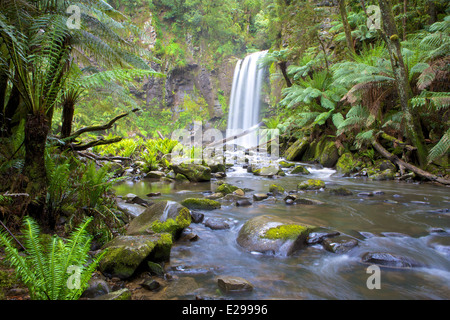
(428, 128, 450, 164)
(0, 216, 105, 300)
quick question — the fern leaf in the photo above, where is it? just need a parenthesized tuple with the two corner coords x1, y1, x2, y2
(428, 129, 450, 164)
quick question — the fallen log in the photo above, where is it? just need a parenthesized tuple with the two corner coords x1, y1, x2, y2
(371, 139, 450, 185)
(380, 132, 417, 152)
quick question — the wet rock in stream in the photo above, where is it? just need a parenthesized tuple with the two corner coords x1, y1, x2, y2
(322, 236, 358, 254)
(217, 276, 254, 293)
(237, 215, 317, 256)
(204, 218, 231, 230)
(361, 252, 424, 268)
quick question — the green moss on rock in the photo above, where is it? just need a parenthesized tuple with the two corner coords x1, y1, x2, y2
(264, 224, 309, 240)
(269, 184, 285, 195)
(285, 137, 309, 161)
(216, 183, 239, 195)
(180, 198, 221, 210)
(297, 179, 325, 190)
(290, 165, 310, 174)
(336, 152, 362, 175)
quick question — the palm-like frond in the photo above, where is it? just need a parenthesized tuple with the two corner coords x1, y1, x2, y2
(428, 128, 450, 164)
(0, 215, 103, 300)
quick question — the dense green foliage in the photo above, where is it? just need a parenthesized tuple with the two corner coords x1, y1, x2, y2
(0, 216, 104, 300)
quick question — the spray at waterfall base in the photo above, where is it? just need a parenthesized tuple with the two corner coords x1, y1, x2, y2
(170, 122, 279, 167)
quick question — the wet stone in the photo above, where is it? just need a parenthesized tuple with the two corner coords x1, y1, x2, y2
(361, 252, 423, 268)
(306, 231, 340, 245)
(217, 276, 254, 293)
(204, 218, 230, 230)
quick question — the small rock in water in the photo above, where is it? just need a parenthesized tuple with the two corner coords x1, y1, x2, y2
(146, 192, 161, 197)
(322, 237, 358, 254)
(253, 193, 269, 201)
(306, 231, 340, 245)
(373, 190, 385, 195)
(357, 192, 374, 197)
(217, 276, 253, 293)
(384, 200, 398, 204)
(361, 252, 423, 268)
(204, 218, 230, 230)
(410, 200, 430, 205)
(141, 279, 162, 291)
(236, 199, 252, 207)
(190, 211, 204, 223)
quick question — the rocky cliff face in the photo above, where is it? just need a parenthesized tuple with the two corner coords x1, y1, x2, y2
(135, 16, 237, 122)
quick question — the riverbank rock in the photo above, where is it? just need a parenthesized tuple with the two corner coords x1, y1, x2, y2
(369, 169, 396, 181)
(217, 276, 253, 293)
(171, 163, 211, 182)
(181, 198, 221, 210)
(99, 234, 173, 279)
(285, 137, 309, 161)
(145, 171, 166, 179)
(236, 215, 317, 256)
(126, 201, 191, 238)
(335, 152, 362, 176)
(116, 199, 146, 217)
(361, 252, 423, 268)
(297, 179, 325, 191)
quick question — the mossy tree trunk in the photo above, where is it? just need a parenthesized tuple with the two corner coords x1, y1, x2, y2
(337, 0, 355, 56)
(377, 0, 428, 167)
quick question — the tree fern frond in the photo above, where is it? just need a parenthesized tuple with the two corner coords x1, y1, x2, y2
(428, 128, 450, 164)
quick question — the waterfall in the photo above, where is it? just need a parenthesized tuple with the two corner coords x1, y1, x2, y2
(227, 51, 267, 148)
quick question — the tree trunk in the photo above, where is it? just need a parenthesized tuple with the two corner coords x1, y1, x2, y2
(61, 98, 75, 138)
(377, 0, 428, 167)
(337, 0, 355, 55)
(278, 61, 292, 88)
(22, 112, 53, 230)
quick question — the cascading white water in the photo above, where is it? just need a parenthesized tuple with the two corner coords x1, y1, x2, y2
(227, 51, 267, 148)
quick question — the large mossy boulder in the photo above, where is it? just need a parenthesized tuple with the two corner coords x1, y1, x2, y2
(171, 162, 211, 182)
(300, 138, 339, 168)
(285, 137, 309, 161)
(236, 215, 316, 256)
(336, 152, 360, 175)
(126, 201, 191, 238)
(319, 141, 339, 168)
(99, 233, 172, 279)
(369, 169, 396, 181)
(180, 198, 221, 210)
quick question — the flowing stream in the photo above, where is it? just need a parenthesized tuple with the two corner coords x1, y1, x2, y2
(114, 164, 450, 300)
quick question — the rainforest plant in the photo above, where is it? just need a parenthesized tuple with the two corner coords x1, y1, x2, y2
(0, 216, 105, 300)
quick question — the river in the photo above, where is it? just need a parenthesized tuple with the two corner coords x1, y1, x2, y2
(113, 162, 450, 300)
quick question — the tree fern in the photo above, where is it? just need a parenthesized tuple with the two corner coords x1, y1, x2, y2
(428, 128, 450, 164)
(0, 216, 104, 299)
